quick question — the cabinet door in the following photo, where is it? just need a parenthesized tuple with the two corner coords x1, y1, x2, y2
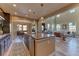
(1, 40, 5, 55)
(0, 43, 1, 56)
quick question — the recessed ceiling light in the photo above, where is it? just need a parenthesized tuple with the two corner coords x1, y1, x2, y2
(25, 15, 28, 17)
(13, 4, 16, 7)
(56, 14, 60, 18)
(40, 17, 44, 19)
(14, 12, 17, 15)
(28, 9, 32, 12)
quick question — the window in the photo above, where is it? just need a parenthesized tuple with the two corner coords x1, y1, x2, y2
(17, 24, 22, 31)
(56, 24, 61, 31)
(17, 24, 27, 31)
(42, 25, 44, 31)
(52, 24, 54, 31)
(47, 24, 50, 30)
(69, 22, 76, 32)
(23, 25, 27, 31)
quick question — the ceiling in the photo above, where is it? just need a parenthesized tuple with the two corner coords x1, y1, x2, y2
(0, 3, 72, 20)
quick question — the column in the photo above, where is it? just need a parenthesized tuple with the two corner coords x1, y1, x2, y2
(27, 23, 32, 35)
(54, 16, 57, 32)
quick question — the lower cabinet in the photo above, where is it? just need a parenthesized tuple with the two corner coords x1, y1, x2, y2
(0, 44, 1, 55)
(0, 34, 11, 56)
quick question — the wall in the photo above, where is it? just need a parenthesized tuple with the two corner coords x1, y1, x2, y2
(38, 7, 79, 34)
(10, 16, 32, 40)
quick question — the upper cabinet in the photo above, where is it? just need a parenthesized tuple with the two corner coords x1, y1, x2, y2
(0, 9, 10, 34)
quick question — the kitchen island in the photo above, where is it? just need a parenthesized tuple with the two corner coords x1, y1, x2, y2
(23, 33, 55, 56)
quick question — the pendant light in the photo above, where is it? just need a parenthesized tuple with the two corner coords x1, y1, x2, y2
(41, 3, 44, 7)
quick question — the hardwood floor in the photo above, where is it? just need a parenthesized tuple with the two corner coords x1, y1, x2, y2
(54, 37, 79, 56)
(5, 36, 79, 56)
(8, 36, 30, 56)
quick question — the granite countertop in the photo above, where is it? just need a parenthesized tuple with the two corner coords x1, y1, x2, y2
(32, 33, 55, 39)
(0, 34, 9, 40)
